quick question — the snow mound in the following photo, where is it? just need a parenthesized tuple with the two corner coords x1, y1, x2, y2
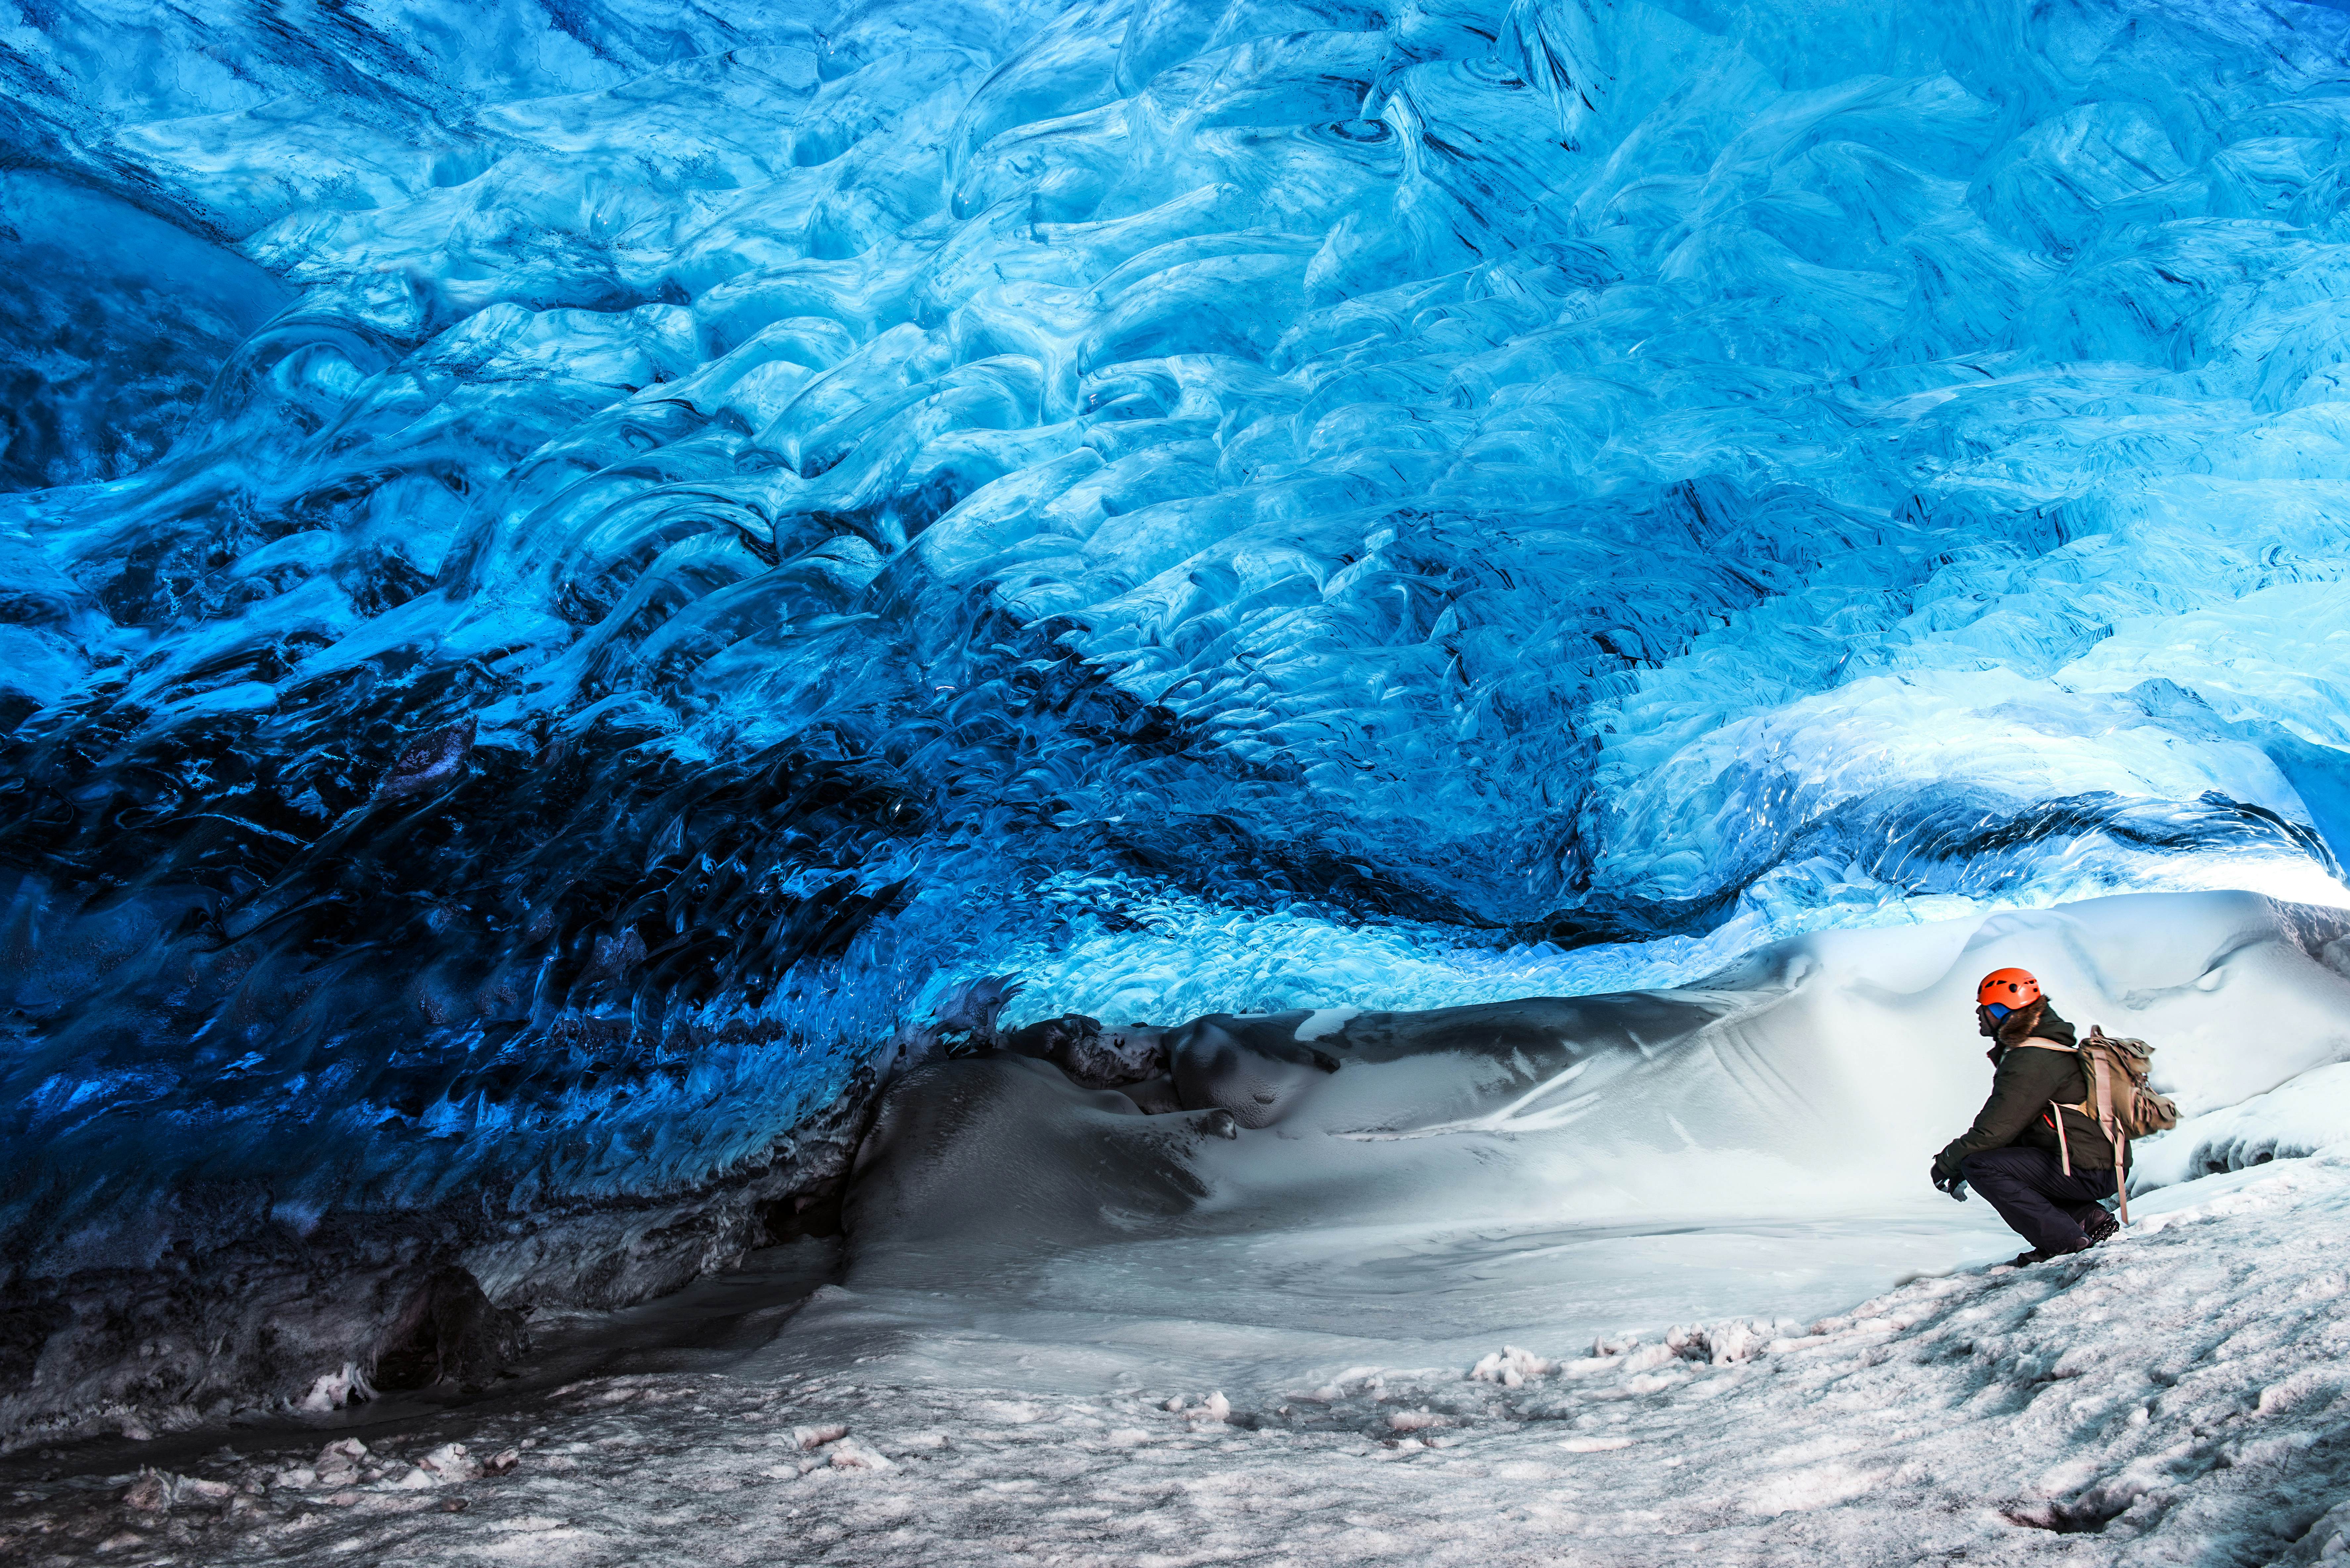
(2137, 1061, 2350, 1190)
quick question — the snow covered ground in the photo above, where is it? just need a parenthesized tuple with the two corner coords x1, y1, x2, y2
(6, 1160, 2347, 1566)
(5, 888, 2350, 1564)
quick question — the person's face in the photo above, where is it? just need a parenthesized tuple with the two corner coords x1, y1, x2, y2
(1976, 1001, 2013, 1038)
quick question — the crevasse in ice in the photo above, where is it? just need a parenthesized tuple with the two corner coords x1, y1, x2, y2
(6, 0, 2350, 1252)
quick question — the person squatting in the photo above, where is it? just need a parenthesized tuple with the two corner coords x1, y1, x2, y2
(1930, 967, 2177, 1267)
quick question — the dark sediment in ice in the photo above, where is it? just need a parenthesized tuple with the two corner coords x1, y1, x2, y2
(0, 1079, 871, 1451)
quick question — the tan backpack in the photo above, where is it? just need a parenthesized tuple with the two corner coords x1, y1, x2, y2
(2021, 1026, 2179, 1223)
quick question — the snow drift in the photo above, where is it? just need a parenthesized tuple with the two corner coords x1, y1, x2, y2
(846, 890, 2350, 1360)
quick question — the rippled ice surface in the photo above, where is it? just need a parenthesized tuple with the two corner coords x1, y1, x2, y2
(12, 0, 2350, 1253)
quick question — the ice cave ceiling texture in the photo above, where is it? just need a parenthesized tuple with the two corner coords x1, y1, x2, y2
(8, 0, 2350, 1240)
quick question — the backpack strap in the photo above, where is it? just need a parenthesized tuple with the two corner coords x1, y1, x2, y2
(2085, 1049, 2130, 1224)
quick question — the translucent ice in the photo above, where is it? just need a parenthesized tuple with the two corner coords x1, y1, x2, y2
(8, 0, 2350, 1268)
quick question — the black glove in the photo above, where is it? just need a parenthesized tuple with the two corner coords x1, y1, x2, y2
(1931, 1165, 1968, 1201)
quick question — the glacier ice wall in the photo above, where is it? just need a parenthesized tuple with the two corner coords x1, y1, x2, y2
(8, 0, 2350, 1267)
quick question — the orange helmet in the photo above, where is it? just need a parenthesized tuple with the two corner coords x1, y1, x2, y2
(1976, 967, 2042, 1009)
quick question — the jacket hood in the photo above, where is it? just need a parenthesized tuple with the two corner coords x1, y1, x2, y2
(1988, 999, 2076, 1060)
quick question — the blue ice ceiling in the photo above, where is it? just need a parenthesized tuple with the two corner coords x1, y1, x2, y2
(7, 0, 2350, 1249)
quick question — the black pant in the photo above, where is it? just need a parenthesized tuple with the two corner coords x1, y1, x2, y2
(1961, 1146, 2117, 1255)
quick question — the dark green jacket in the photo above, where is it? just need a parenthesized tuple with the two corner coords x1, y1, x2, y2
(1933, 1008, 2127, 1178)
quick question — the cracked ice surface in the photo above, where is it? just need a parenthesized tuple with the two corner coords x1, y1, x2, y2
(13, 0, 2350, 1400)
